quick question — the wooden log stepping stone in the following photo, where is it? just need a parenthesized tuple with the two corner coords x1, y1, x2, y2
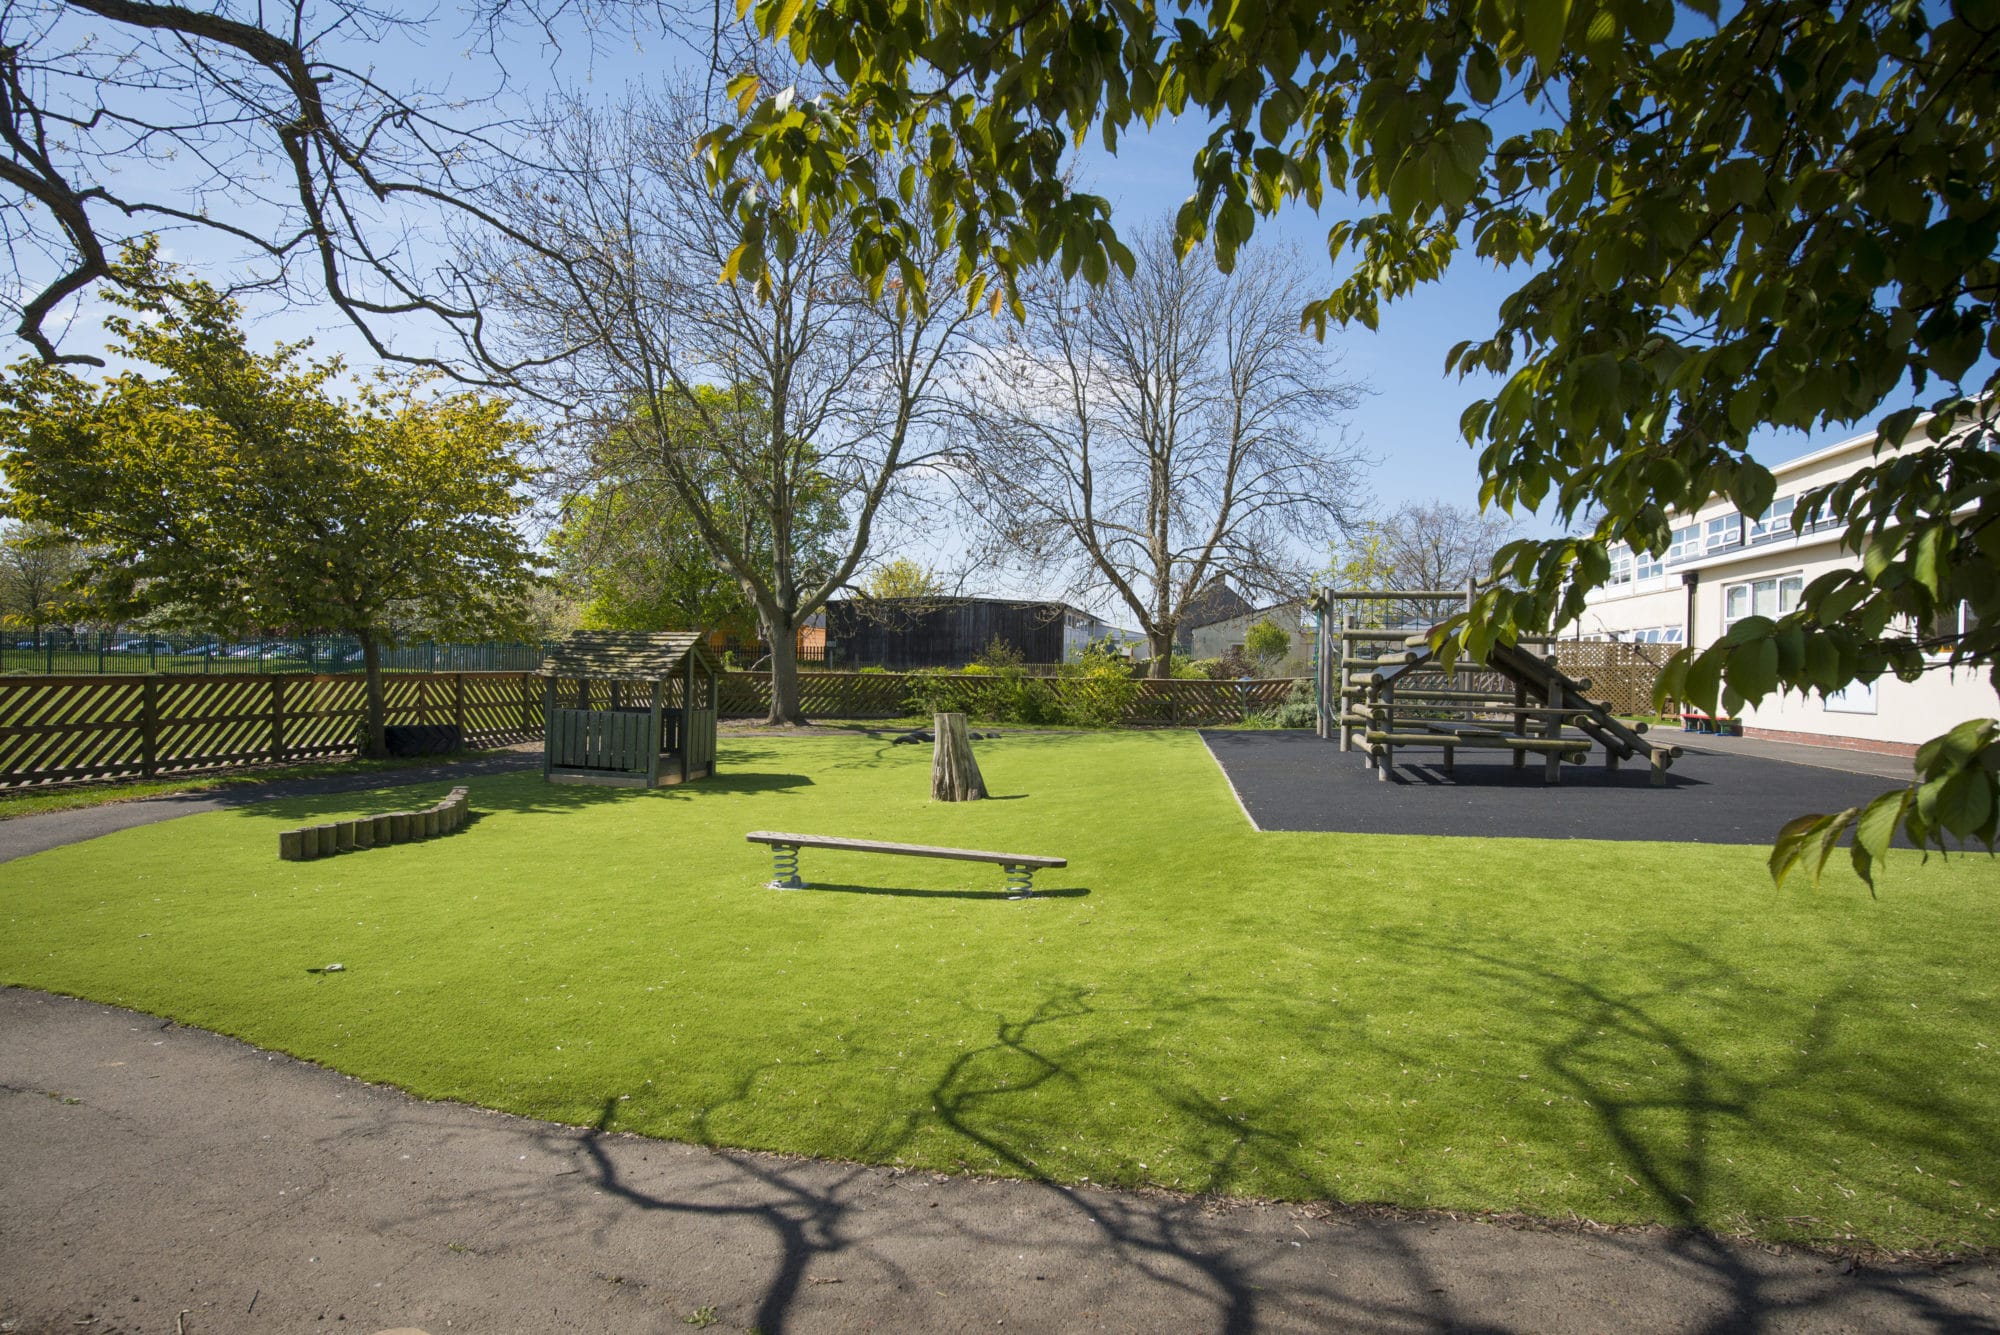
(279, 787, 473, 860)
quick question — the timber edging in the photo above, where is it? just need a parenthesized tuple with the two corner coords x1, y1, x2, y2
(278, 786, 471, 860)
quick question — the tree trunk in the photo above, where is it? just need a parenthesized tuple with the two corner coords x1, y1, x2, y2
(766, 619, 806, 725)
(1146, 627, 1176, 678)
(359, 629, 389, 758)
(931, 712, 986, 801)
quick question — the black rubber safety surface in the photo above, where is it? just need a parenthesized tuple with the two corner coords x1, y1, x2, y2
(1199, 730, 1910, 845)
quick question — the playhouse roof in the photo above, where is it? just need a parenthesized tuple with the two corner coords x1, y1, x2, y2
(541, 631, 721, 683)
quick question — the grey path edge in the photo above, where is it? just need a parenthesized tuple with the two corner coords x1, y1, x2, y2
(0, 751, 538, 865)
(1, 989, 1993, 1335)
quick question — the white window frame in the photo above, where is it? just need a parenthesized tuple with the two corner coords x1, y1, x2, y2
(1749, 495, 1796, 542)
(1607, 546, 1634, 587)
(1921, 600, 1976, 661)
(1722, 573, 1804, 628)
(1704, 513, 1743, 553)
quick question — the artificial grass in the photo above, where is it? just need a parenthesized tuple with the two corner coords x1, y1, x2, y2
(0, 749, 521, 820)
(3, 731, 1997, 1251)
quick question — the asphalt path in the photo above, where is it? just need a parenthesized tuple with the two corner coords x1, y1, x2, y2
(1200, 731, 1919, 844)
(0, 751, 539, 865)
(2, 989, 1994, 1335)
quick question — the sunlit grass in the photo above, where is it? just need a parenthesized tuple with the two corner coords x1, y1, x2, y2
(3, 731, 1996, 1250)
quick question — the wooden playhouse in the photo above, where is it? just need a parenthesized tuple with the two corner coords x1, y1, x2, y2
(541, 631, 721, 788)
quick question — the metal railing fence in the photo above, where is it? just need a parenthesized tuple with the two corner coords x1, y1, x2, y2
(0, 632, 544, 676)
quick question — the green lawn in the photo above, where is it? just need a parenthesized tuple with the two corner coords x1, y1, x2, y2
(3, 731, 1997, 1251)
(0, 749, 523, 821)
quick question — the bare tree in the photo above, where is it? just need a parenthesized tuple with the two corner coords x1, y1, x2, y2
(476, 89, 977, 723)
(961, 223, 1370, 675)
(0, 0, 752, 369)
(1377, 499, 1515, 590)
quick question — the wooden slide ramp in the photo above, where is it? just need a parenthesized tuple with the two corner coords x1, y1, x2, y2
(1345, 631, 1680, 786)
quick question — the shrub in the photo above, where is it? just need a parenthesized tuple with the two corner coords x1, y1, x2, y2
(1245, 617, 1290, 669)
(1199, 648, 1255, 680)
(1052, 649, 1141, 727)
(1272, 679, 1316, 729)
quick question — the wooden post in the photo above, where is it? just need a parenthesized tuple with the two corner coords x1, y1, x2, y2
(931, 712, 987, 801)
(1543, 661, 1563, 784)
(453, 672, 466, 745)
(270, 677, 288, 763)
(1336, 607, 1351, 751)
(521, 672, 535, 737)
(542, 676, 556, 779)
(1512, 679, 1528, 769)
(646, 678, 664, 788)
(705, 662, 720, 777)
(682, 650, 696, 782)
(139, 676, 159, 778)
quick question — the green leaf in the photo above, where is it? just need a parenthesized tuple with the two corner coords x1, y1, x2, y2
(1934, 770, 1995, 838)
(1772, 809, 1856, 890)
(1849, 786, 1910, 893)
(1465, 45, 1501, 103)
(769, 0, 806, 36)
(1520, 0, 1572, 70)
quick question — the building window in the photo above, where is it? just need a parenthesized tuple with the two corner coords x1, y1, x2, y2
(1666, 524, 1700, 563)
(1608, 546, 1633, 586)
(1722, 573, 1803, 627)
(1748, 495, 1796, 542)
(1634, 549, 1664, 582)
(1922, 600, 1978, 658)
(1704, 513, 1743, 553)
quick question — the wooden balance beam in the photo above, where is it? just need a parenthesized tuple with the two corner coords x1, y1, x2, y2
(745, 831, 1067, 899)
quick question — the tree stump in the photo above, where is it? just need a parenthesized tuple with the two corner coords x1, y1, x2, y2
(931, 712, 987, 801)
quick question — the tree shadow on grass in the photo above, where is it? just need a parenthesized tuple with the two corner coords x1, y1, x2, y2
(348, 965, 2000, 1335)
(791, 881, 1090, 901)
(1357, 927, 2000, 1333)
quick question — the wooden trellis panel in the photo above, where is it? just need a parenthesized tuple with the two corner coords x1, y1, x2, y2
(1549, 642, 1667, 716)
(715, 671, 1303, 726)
(0, 677, 147, 783)
(1, 671, 545, 789)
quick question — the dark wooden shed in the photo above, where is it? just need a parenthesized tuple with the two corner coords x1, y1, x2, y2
(824, 597, 1075, 669)
(541, 631, 720, 788)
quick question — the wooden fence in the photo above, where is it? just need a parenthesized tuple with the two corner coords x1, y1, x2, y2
(1, 668, 1306, 789)
(1549, 641, 1668, 715)
(716, 671, 1301, 726)
(1, 672, 543, 788)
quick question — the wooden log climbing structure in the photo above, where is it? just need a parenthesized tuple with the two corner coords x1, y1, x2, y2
(1310, 580, 1680, 786)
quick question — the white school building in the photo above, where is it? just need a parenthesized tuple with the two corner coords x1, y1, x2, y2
(1573, 425, 1995, 756)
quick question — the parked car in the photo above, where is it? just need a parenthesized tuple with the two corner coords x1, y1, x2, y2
(112, 638, 176, 655)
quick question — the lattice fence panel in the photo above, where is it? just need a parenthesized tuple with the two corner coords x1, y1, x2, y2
(717, 671, 1306, 726)
(1123, 678, 1300, 726)
(462, 672, 541, 744)
(155, 675, 277, 772)
(1550, 642, 1667, 716)
(0, 678, 148, 783)
(1, 671, 545, 788)
(284, 676, 369, 757)
(719, 675, 771, 718)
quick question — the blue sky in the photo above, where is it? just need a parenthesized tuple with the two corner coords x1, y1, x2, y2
(1068, 112, 1861, 519)
(59, 11, 1867, 528)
